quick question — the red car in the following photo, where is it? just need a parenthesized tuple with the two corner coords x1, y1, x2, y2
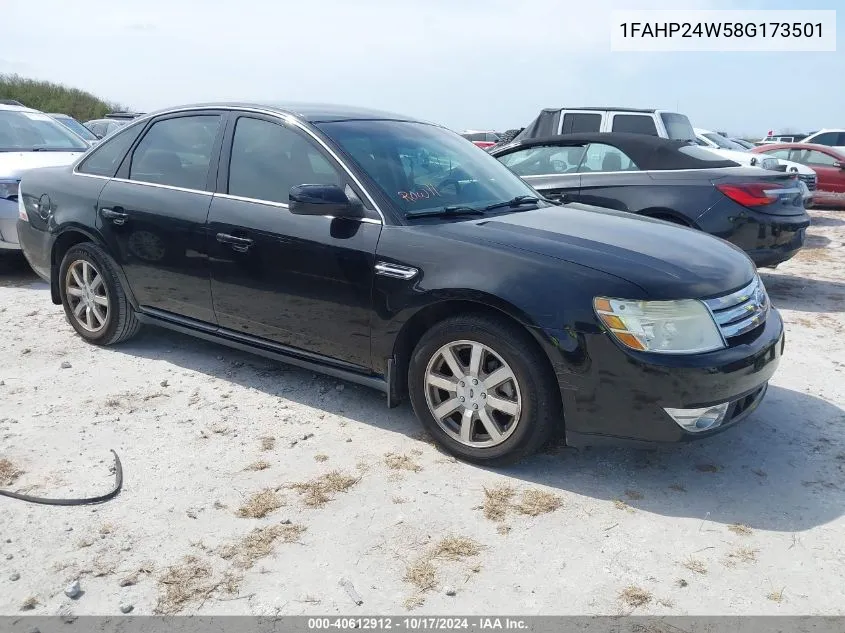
(461, 130, 501, 150)
(751, 143, 845, 207)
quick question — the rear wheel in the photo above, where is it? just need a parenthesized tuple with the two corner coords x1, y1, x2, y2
(59, 242, 140, 345)
(408, 314, 559, 465)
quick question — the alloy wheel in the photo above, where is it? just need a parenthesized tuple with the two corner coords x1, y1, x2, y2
(65, 260, 109, 333)
(423, 339, 522, 448)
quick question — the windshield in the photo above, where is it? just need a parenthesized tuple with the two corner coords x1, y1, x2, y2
(316, 120, 540, 217)
(703, 132, 748, 151)
(659, 112, 695, 141)
(0, 110, 89, 151)
(51, 115, 97, 141)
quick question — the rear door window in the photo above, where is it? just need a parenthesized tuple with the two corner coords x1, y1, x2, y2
(561, 113, 602, 134)
(129, 115, 221, 190)
(808, 132, 839, 146)
(611, 114, 658, 136)
(577, 143, 638, 173)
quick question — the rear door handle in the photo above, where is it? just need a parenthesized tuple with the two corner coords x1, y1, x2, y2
(101, 207, 129, 225)
(216, 233, 254, 252)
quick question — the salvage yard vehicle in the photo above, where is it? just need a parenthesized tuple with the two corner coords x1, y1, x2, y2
(17, 103, 784, 464)
(751, 142, 845, 208)
(0, 103, 90, 254)
(491, 132, 810, 268)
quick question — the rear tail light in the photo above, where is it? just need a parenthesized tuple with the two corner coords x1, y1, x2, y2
(716, 181, 786, 207)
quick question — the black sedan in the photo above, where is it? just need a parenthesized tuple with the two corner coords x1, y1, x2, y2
(491, 133, 811, 268)
(17, 103, 783, 464)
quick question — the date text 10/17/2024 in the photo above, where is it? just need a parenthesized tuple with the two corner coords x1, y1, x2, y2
(307, 617, 529, 630)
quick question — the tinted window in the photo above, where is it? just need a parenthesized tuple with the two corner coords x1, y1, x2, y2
(129, 115, 221, 190)
(659, 112, 695, 141)
(578, 143, 638, 172)
(562, 113, 601, 134)
(317, 120, 539, 216)
(808, 132, 838, 146)
(677, 145, 739, 163)
(703, 132, 748, 151)
(794, 149, 838, 166)
(0, 109, 89, 151)
(77, 125, 142, 177)
(227, 117, 342, 204)
(612, 114, 657, 136)
(498, 145, 586, 176)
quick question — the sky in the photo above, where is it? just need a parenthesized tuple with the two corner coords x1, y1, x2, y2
(0, 0, 841, 137)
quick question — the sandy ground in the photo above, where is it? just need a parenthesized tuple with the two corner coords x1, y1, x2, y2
(1, 209, 844, 617)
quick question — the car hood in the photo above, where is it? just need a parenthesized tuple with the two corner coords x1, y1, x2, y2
(444, 204, 756, 300)
(0, 151, 85, 179)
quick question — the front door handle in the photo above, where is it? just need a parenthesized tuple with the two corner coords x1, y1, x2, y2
(216, 233, 254, 253)
(101, 207, 129, 225)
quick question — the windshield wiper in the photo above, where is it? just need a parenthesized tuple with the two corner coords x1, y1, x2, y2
(405, 205, 485, 219)
(482, 195, 540, 212)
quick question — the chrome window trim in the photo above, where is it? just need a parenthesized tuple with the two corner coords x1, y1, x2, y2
(111, 177, 213, 197)
(70, 105, 387, 224)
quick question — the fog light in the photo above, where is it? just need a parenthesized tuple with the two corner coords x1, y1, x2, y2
(664, 402, 730, 433)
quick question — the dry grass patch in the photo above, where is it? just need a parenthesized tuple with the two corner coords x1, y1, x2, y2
(20, 596, 38, 611)
(392, 496, 408, 504)
(620, 585, 652, 608)
(724, 547, 758, 568)
(614, 499, 636, 513)
(515, 489, 562, 516)
(496, 524, 511, 535)
(404, 558, 438, 591)
(481, 484, 561, 521)
(237, 489, 284, 518)
(0, 458, 22, 486)
(767, 588, 785, 603)
(99, 523, 114, 536)
(482, 484, 516, 521)
(156, 556, 216, 614)
(314, 454, 329, 462)
(402, 536, 482, 603)
(245, 460, 270, 471)
(219, 523, 306, 570)
(431, 536, 482, 560)
(385, 452, 422, 472)
(288, 470, 360, 507)
(403, 594, 426, 610)
(728, 523, 753, 536)
(260, 436, 276, 451)
(682, 557, 708, 575)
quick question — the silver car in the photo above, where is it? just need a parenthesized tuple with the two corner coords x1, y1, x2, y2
(1, 104, 89, 253)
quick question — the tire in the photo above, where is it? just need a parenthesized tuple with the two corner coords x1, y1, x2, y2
(58, 242, 141, 345)
(408, 314, 560, 465)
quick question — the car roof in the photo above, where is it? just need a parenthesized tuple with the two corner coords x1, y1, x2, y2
(807, 128, 845, 134)
(538, 107, 659, 113)
(139, 102, 431, 125)
(0, 103, 39, 113)
(753, 142, 845, 157)
(491, 132, 739, 171)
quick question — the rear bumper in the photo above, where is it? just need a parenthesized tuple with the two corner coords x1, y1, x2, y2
(697, 199, 810, 267)
(0, 199, 20, 251)
(16, 219, 52, 281)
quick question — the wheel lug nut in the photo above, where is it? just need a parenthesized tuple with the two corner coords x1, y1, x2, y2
(473, 404, 479, 410)
(459, 381, 465, 387)
(459, 397, 465, 402)
(481, 393, 486, 398)
(472, 379, 478, 385)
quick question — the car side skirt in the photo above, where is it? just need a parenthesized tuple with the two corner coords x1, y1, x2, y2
(136, 308, 390, 396)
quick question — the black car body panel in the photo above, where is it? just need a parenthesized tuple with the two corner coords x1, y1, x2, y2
(17, 103, 785, 448)
(490, 133, 810, 267)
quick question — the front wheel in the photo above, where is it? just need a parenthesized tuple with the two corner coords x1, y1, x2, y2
(59, 242, 141, 345)
(408, 314, 560, 465)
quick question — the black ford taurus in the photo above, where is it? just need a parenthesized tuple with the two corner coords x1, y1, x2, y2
(490, 133, 811, 267)
(17, 103, 784, 464)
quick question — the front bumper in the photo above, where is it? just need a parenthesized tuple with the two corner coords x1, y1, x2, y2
(16, 218, 52, 281)
(539, 307, 784, 446)
(0, 199, 20, 251)
(697, 199, 810, 268)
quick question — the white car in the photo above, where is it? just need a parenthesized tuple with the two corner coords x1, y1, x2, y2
(0, 104, 90, 253)
(801, 129, 845, 154)
(695, 128, 817, 205)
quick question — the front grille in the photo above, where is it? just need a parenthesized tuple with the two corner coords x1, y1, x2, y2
(798, 173, 817, 191)
(703, 276, 769, 340)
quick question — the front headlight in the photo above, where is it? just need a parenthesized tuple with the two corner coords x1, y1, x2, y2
(0, 180, 19, 200)
(593, 297, 726, 354)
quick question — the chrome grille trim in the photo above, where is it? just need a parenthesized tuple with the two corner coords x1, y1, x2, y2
(798, 174, 817, 191)
(704, 276, 769, 339)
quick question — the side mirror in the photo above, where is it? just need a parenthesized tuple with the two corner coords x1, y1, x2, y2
(289, 184, 363, 218)
(834, 161, 845, 170)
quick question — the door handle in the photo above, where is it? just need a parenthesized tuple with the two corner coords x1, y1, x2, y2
(216, 233, 254, 252)
(101, 207, 129, 225)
